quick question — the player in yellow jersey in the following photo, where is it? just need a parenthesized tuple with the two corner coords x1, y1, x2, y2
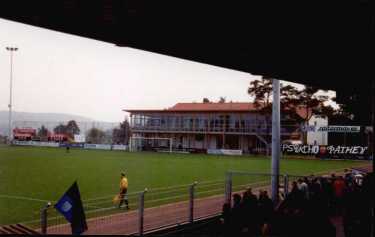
(118, 172, 129, 209)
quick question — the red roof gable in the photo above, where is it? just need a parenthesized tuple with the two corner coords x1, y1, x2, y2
(124, 102, 312, 119)
(13, 128, 36, 134)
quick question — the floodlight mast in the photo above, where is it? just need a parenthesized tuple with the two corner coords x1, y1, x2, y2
(5, 46, 18, 144)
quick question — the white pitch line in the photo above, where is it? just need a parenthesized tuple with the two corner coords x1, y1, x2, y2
(0, 194, 105, 210)
(84, 203, 103, 209)
(0, 194, 51, 203)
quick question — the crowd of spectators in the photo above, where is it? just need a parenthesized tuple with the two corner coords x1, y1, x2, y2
(220, 170, 373, 237)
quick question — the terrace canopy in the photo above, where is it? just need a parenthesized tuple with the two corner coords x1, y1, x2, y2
(1, 0, 373, 200)
(1, 1, 373, 94)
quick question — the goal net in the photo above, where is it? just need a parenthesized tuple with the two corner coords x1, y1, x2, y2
(129, 137, 173, 153)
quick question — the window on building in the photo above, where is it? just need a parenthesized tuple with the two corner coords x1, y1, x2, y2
(195, 134, 204, 141)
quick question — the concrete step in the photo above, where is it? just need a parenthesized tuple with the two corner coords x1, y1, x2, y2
(0, 224, 40, 235)
(16, 224, 41, 235)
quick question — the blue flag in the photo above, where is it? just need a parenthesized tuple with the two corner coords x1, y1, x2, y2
(55, 181, 88, 235)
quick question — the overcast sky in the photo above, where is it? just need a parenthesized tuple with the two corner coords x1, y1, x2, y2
(0, 19, 335, 122)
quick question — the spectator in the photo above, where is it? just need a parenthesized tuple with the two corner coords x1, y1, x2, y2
(231, 193, 243, 236)
(342, 181, 360, 237)
(329, 172, 337, 214)
(322, 175, 336, 215)
(287, 181, 304, 210)
(221, 203, 232, 237)
(310, 178, 321, 201)
(248, 188, 258, 203)
(330, 173, 336, 181)
(269, 202, 288, 236)
(258, 190, 274, 235)
(241, 188, 251, 206)
(298, 178, 309, 200)
(305, 176, 313, 192)
(342, 172, 373, 237)
(333, 176, 346, 215)
(66, 143, 70, 153)
(240, 190, 250, 233)
(357, 172, 373, 237)
(353, 173, 363, 186)
(241, 188, 259, 236)
(290, 180, 299, 194)
(344, 169, 353, 185)
(219, 172, 371, 237)
(271, 197, 306, 236)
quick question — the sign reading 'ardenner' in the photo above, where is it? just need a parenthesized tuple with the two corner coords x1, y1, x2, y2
(316, 126, 360, 133)
(300, 125, 360, 133)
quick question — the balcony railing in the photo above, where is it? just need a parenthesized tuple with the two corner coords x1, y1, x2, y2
(130, 124, 301, 135)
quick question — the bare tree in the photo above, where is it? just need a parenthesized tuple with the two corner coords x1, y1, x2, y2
(112, 118, 131, 145)
(86, 127, 106, 144)
(37, 125, 49, 141)
(218, 97, 226, 103)
(203, 98, 210, 103)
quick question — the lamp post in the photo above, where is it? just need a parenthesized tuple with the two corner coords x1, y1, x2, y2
(6, 47, 18, 144)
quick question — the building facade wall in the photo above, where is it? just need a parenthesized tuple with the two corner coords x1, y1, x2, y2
(307, 115, 329, 145)
(130, 112, 274, 134)
(131, 131, 270, 154)
(130, 111, 303, 153)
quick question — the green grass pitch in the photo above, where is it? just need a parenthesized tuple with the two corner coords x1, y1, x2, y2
(0, 145, 369, 226)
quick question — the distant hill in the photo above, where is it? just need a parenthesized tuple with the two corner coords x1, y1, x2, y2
(0, 111, 94, 122)
(0, 111, 119, 136)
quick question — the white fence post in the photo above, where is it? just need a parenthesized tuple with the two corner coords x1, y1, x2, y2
(138, 189, 147, 236)
(284, 174, 289, 198)
(40, 202, 51, 235)
(189, 181, 198, 223)
(225, 172, 233, 205)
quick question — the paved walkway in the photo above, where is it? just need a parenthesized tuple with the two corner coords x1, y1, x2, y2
(45, 195, 225, 235)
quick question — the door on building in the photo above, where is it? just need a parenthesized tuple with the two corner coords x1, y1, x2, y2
(217, 135, 223, 149)
(226, 135, 239, 149)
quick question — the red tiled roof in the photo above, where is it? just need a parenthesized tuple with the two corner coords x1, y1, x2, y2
(169, 102, 258, 112)
(13, 128, 36, 134)
(124, 102, 312, 119)
(124, 102, 258, 113)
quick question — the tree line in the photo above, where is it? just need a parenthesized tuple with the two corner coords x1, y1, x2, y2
(204, 77, 353, 125)
(202, 78, 359, 144)
(33, 78, 362, 145)
(35, 119, 130, 144)
(246, 77, 355, 122)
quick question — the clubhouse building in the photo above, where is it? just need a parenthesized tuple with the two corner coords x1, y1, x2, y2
(124, 102, 327, 154)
